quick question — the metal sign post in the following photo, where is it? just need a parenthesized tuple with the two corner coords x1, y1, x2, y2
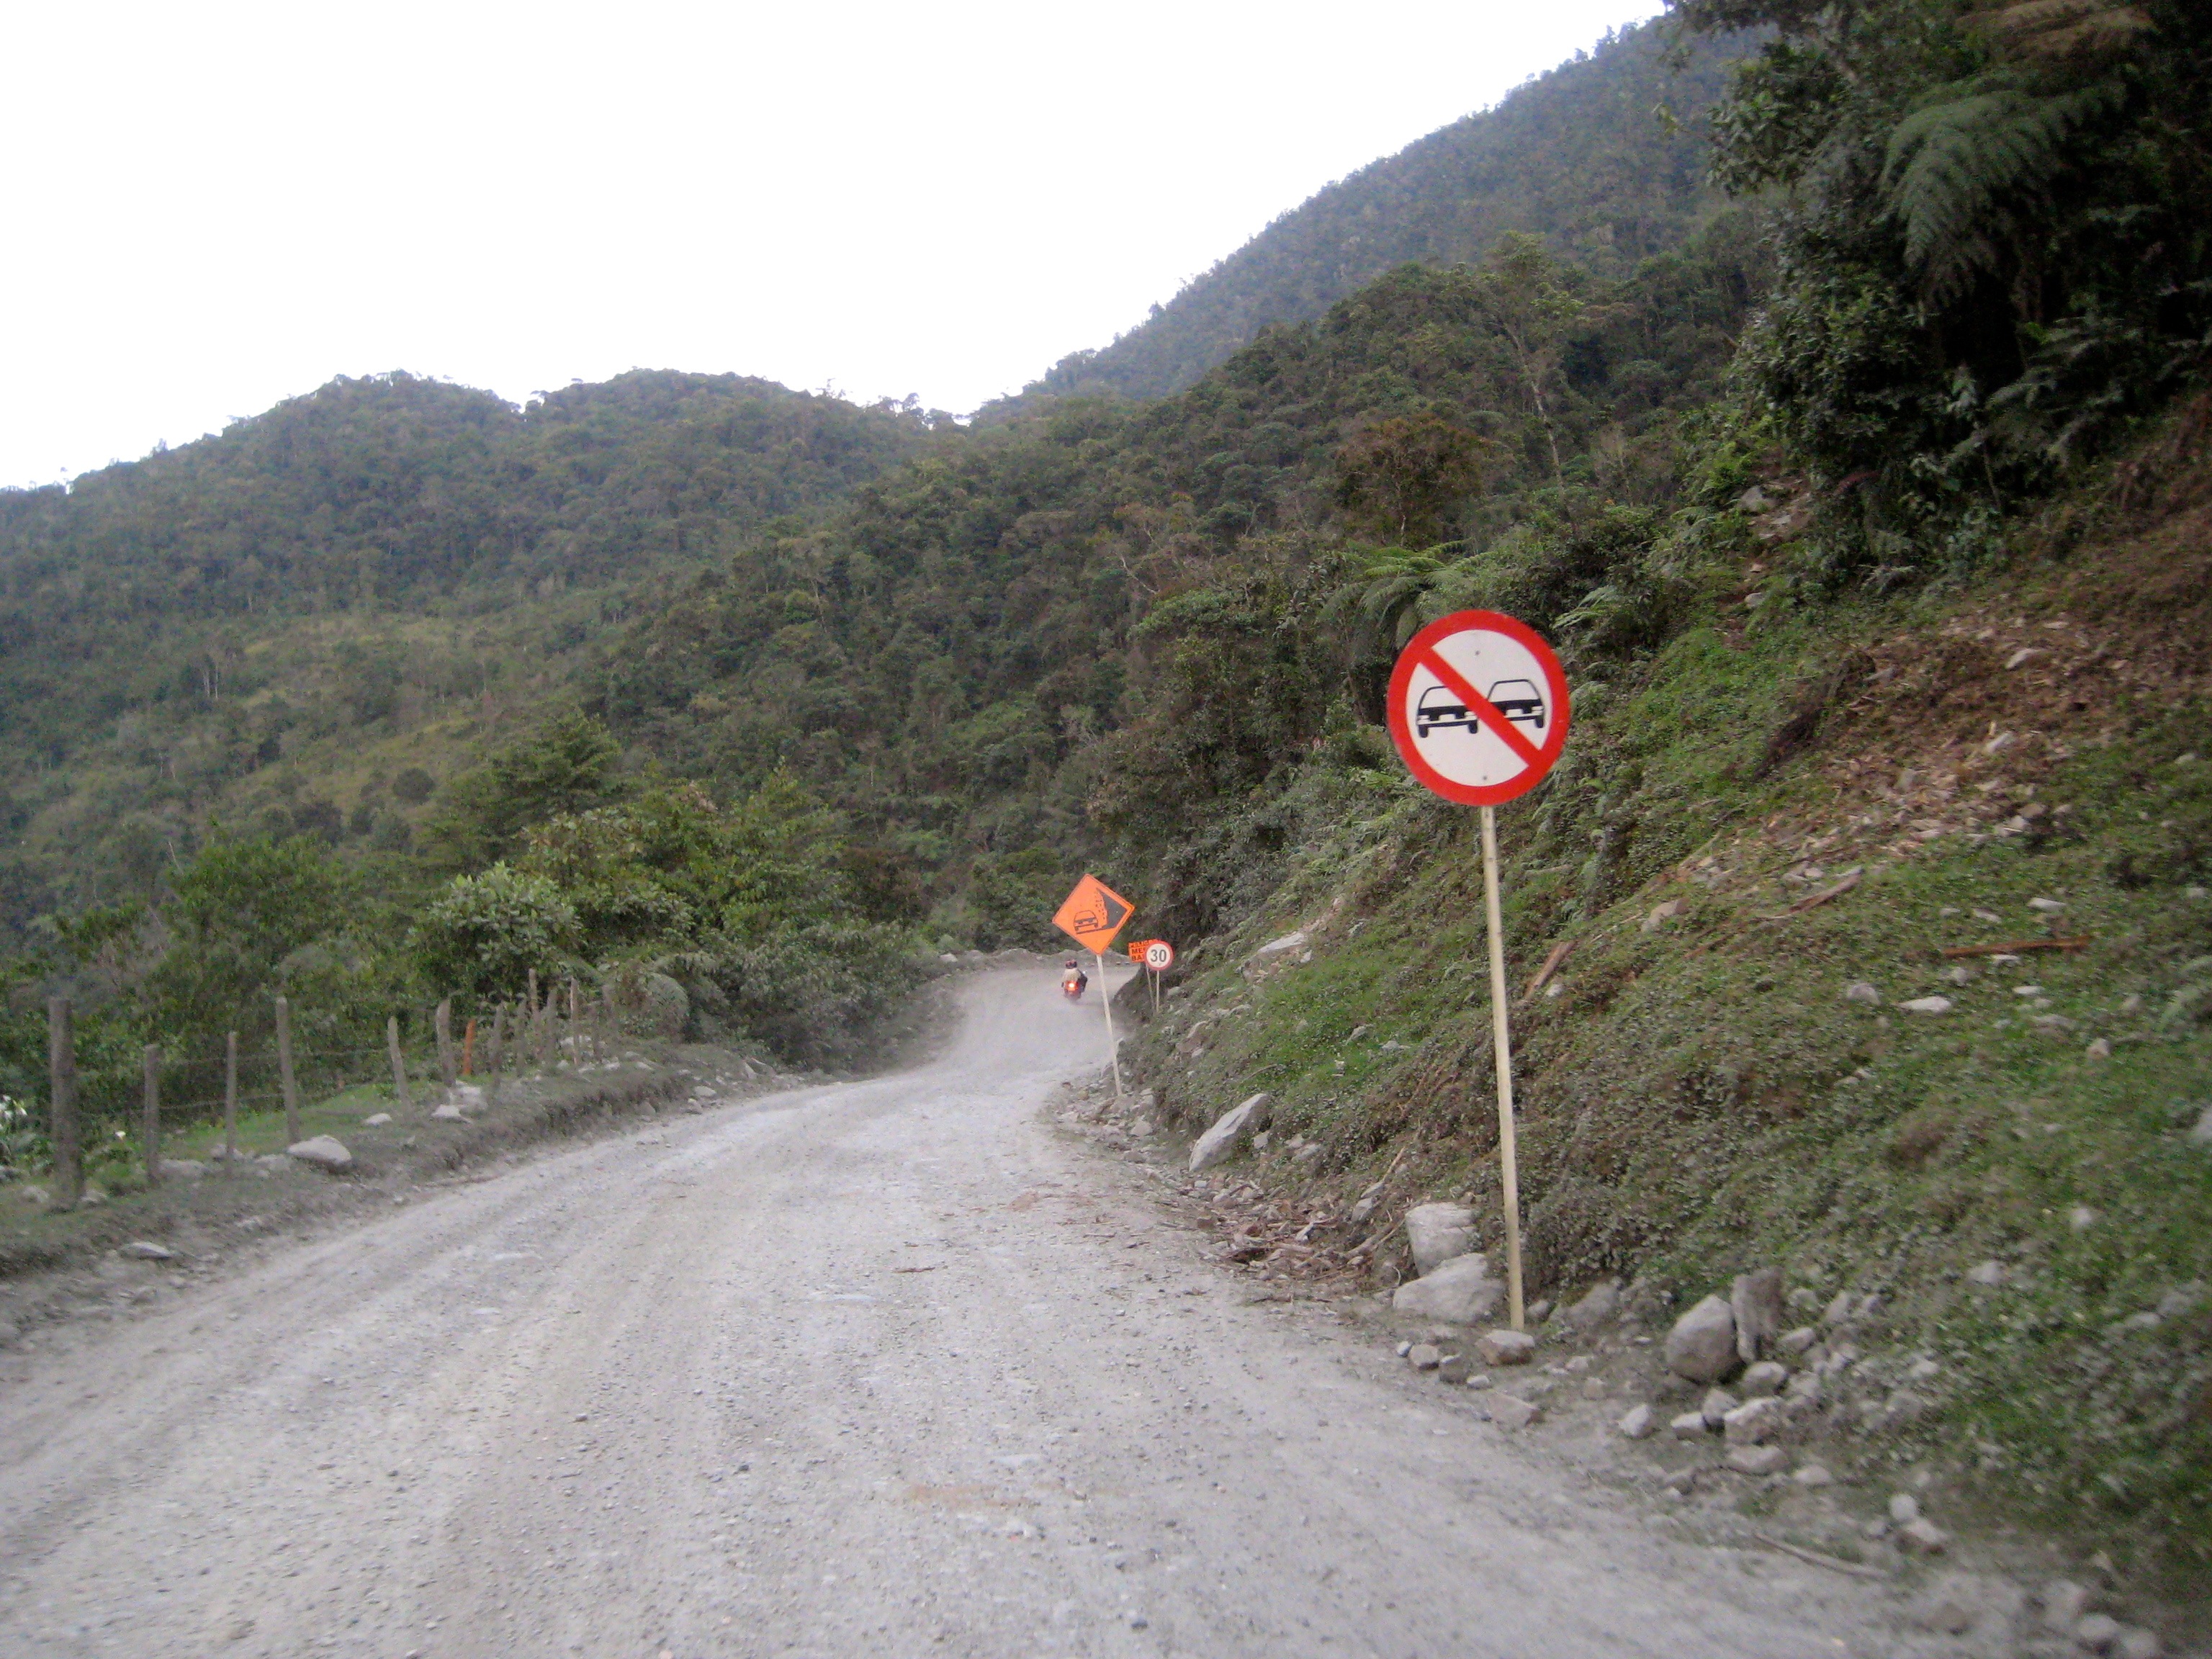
(1385, 610, 1571, 1333)
(1053, 873, 1138, 1100)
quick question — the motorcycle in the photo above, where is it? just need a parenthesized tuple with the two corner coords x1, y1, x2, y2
(1061, 970, 1088, 1002)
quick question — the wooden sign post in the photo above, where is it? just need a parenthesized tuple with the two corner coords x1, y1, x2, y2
(1386, 610, 1571, 1331)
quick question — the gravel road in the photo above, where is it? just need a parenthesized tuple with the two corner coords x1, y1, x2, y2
(0, 965, 1921, 1658)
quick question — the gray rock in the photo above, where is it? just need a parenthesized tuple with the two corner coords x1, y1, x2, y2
(76, 1187, 107, 1207)
(1406, 1343, 1442, 1371)
(1888, 1493, 1920, 1524)
(1899, 995, 1954, 1015)
(1701, 1388, 1740, 1429)
(1723, 1398, 1786, 1444)
(1966, 1259, 2008, 1287)
(1669, 1411, 1709, 1440)
(1405, 1203, 1479, 1274)
(1563, 1278, 1622, 1331)
(2190, 1105, 2212, 1146)
(1883, 1388, 1930, 1426)
(1791, 1463, 1833, 1487)
(1740, 1360, 1789, 1398)
(1844, 981, 1881, 1004)
(1188, 1093, 1273, 1172)
(256, 1154, 295, 1172)
(1665, 1294, 1739, 1382)
(1732, 1267, 1786, 1361)
(1617, 1403, 1655, 1440)
(1822, 1289, 1857, 1327)
(1390, 1254, 1503, 1325)
(2115, 1627, 2164, 1659)
(1897, 1518, 1951, 1555)
(119, 1241, 176, 1261)
(1525, 1298, 1552, 1324)
(1249, 929, 1308, 962)
(1660, 1466, 1698, 1494)
(1489, 1393, 1541, 1429)
(286, 1136, 353, 1172)
(1725, 1444, 1788, 1475)
(1437, 1352, 1475, 1385)
(1476, 1328, 1536, 1367)
(158, 1159, 206, 1179)
(2041, 1581, 2090, 1632)
(1778, 1325, 1819, 1354)
(432, 1102, 466, 1120)
(363, 1112, 392, 1127)
(2074, 1614, 2122, 1652)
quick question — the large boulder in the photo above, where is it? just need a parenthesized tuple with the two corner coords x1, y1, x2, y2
(1189, 1093, 1273, 1172)
(1563, 1277, 1622, 1332)
(1390, 1253, 1503, 1324)
(641, 973, 690, 1038)
(286, 1136, 353, 1172)
(1405, 1203, 1478, 1275)
(1732, 1267, 1786, 1362)
(1665, 1293, 1740, 1382)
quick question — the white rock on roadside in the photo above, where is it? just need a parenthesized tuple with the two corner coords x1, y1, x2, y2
(285, 1136, 353, 1172)
(1966, 1259, 2008, 1287)
(1489, 1393, 1542, 1429)
(1390, 1254, 1503, 1325)
(1404, 1203, 1479, 1275)
(119, 1241, 176, 1261)
(1897, 1518, 1951, 1555)
(1701, 1388, 1739, 1429)
(432, 1102, 467, 1120)
(1617, 1403, 1655, 1440)
(1725, 1445, 1788, 1476)
(1724, 1398, 1787, 1445)
(1475, 1328, 1536, 1367)
(1791, 1463, 1833, 1488)
(1669, 1411, 1709, 1441)
(1845, 981, 1881, 1004)
(1406, 1343, 1442, 1371)
(157, 1160, 205, 1179)
(363, 1112, 392, 1127)
(1188, 1093, 1272, 1172)
(1563, 1278, 1622, 1331)
(1664, 1294, 1739, 1382)
(1899, 995, 1954, 1015)
(1740, 1360, 1789, 1398)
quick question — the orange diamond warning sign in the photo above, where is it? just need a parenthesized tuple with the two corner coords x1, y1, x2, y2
(1053, 874, 1135, 955)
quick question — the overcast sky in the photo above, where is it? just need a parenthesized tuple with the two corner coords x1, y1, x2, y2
(3, 0, 1665, 489)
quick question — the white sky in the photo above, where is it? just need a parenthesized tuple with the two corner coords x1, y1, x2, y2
(2, 0, 1664, 489)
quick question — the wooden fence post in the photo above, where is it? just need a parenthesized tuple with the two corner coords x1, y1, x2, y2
(143, 1043, 161, 1186)
(462, 1017, 477, 1079)
(526, 970, 539, 1071)
(435, 998, 457, 1093)
(565, 979, 578, 1067)
(387, 1015, 414, 1112)
(223, 1030, 239, 1164)
(47, 998, 80, 1208)
(274, 994, 301, 1146)
(486, 1004, 505, 1105)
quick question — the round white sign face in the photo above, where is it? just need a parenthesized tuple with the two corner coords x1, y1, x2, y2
(1387, 611, 1570, 806)
(1141, 940, 1174, 972)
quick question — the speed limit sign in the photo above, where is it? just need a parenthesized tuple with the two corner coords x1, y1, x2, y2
(1141, 940, 1174, 972)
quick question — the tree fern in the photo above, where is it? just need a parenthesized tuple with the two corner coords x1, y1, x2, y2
(1882, 78, 2119, 303)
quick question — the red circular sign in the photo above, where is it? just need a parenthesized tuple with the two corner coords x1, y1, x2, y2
(1141, 940, 1174, 972)
(1386, 610, 1570, 806)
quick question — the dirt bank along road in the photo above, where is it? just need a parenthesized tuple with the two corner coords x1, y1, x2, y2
(0, 965, 1922, 1658)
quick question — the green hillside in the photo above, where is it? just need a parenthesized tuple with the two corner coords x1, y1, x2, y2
(1002, 20, 1748, 407)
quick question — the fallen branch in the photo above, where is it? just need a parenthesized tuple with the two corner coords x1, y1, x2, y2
(1750, 1533, 1891, 1581)
(1519, 939, 1577, 1005)
(1941, 936, 2091, 958)
(1757, 868, 1862, 922)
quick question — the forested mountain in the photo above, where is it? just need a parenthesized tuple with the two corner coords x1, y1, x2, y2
(1003, 20, 1748, 407)
(0, 371, 938, 932)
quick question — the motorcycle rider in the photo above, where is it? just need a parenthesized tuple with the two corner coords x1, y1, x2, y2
(1061, 958, 1089, 999)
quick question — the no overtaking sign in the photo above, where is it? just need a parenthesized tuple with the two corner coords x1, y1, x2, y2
(1386, 610, 1570, 806)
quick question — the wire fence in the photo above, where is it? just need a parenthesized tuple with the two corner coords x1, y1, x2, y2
(12, 979, 628, 1200)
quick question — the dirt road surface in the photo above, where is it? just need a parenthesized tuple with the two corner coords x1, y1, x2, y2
(0, 966, 1927, 1658)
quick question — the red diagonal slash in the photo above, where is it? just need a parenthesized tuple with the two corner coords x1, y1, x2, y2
(1417, 647, 1545, 769)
